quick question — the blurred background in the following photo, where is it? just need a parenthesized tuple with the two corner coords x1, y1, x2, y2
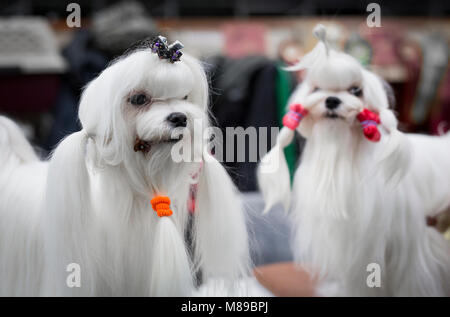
(1, 1, 450, 263)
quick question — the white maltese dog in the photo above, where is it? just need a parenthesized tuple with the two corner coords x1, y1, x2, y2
(0, 36, 249, 296)
(258, 25, 450, 296)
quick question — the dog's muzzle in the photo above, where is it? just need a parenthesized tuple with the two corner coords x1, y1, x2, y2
(134, 134, 184, 154)
(134, 112, 189, 154)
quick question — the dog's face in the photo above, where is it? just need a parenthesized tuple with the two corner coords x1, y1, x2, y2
(305, 54, 364, 123)
(124, 55, 206, 156)
(121, 51, 207, 157)
(79, 50, 209, 165)
(290, 51, 390, 138)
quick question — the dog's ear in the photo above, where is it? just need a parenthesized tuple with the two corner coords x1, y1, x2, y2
(256, 81, 311, 214)
(378, 108, 411, 184)
(79, 72, 129, 166)
(287, 82, 315, 138)
(42, 131, 96, 295)
(193, 153, 250, 292)
(362, 70, 390, 111)
(362, 70, 411, 183)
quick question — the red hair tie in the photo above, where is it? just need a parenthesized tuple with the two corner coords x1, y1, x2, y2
(283, 103, 308, 130)
(151, 196, 173, 217)
(357, 108, 381, 142)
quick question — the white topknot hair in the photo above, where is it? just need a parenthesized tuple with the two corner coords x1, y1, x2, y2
(313, 24, 329, 55)
(285, 24, 330, 72)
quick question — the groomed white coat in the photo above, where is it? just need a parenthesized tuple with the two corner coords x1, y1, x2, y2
(258, 25, 450, 296)
(0, 48, 249, 296)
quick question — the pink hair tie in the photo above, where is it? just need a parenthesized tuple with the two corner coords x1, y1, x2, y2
(283, 103, 308, 130)
(357, 108, 381, 142)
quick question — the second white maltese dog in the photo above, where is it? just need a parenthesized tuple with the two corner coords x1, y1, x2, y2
(258, 25, 450, 296)
(0, 36, 249, 296)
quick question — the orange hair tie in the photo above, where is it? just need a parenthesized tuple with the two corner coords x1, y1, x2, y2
(151, 196, 173, 217)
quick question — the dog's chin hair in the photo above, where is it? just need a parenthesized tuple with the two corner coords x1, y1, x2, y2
(143, 145, 197, 192)
(290, 122, 377, 293)
(293, 120, 362, 220)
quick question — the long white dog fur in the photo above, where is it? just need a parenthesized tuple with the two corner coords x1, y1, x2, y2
(0, 47, 249, 296)
(258, 25, 450, 296)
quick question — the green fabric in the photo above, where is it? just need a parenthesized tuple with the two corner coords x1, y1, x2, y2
(275, 62, 297, 183)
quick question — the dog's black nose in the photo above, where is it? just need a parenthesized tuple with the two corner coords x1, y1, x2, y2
(166, 112, 187, 127)
(325, 96, 341, 110)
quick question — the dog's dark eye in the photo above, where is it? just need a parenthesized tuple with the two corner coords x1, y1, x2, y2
(312, 87, 320, 93)
(129, 94, 149, 106)
(349, 86, 362, 97)
(183, 95, 188, 100)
